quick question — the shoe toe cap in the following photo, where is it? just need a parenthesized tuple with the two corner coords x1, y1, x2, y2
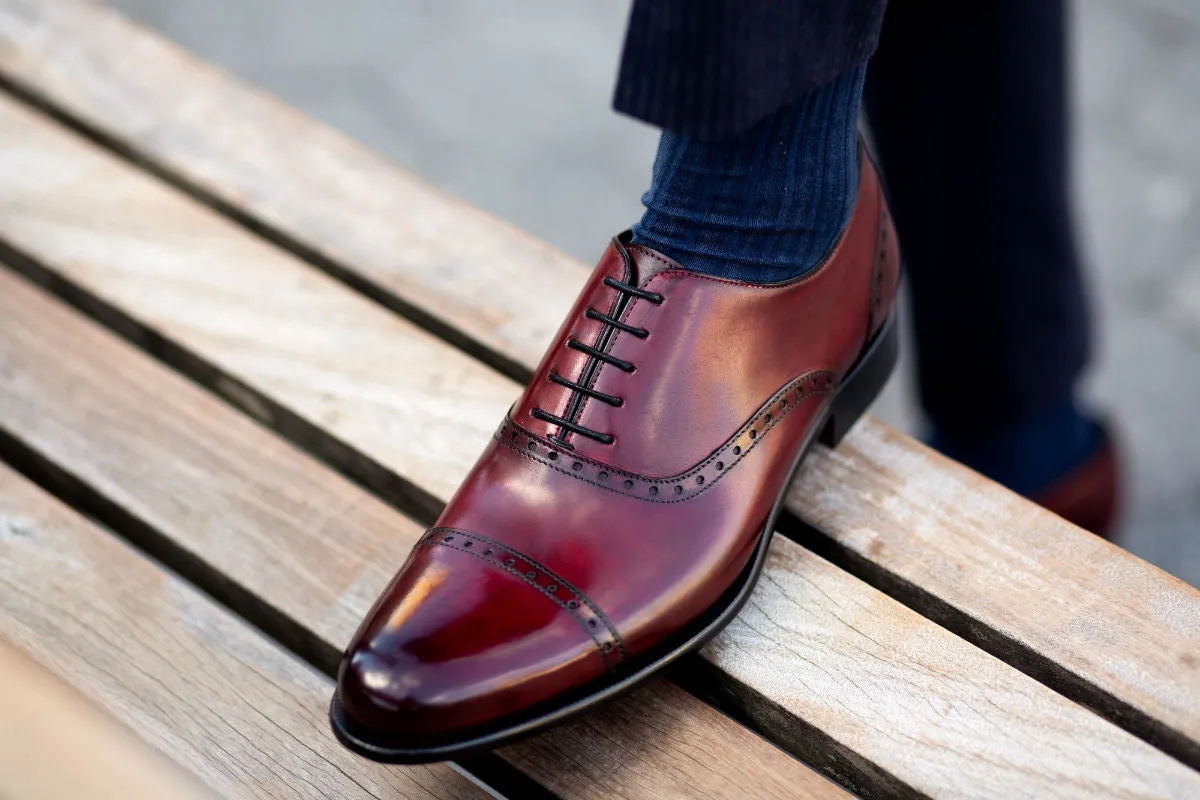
(336, 532, 609, 741)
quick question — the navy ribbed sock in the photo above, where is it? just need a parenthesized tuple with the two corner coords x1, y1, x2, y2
(631, 65, 865, 283)
(929, 402, 1104, 496)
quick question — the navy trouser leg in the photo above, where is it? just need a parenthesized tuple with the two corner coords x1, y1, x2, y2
(863, 0, 1091, 436)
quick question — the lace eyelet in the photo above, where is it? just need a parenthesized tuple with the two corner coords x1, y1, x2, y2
(535, 256, 663, 446)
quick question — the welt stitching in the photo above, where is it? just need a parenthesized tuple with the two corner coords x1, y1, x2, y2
(499, 380, 831, 504)
(421, 528, 628, 663)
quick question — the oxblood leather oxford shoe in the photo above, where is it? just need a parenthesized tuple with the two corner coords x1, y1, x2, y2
(331, 147, 902, 763)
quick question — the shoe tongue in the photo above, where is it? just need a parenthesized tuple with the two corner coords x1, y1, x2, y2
(622, 241, 687, 288)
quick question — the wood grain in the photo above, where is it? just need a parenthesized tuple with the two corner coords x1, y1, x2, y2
(1, 105, 1197, 797)
(0, 269, 846, 800)
(0, 89, 513, 521)
(704, 544, 1200, 799)
(0, 462, 485, 800)
(0, 0, 586, 381)
(0, 0, 1194, 769)
(788, 424, 1200, 767)
(0, 638, 214, 800)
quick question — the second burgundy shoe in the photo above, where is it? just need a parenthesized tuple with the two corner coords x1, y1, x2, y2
(331, 147, 902, 762)
(1031, 423, 1120, 539)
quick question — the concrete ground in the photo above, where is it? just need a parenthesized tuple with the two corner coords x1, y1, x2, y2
(107, 0, 1200, 587)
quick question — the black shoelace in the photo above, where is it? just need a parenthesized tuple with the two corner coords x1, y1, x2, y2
(533, 272, 664, 447)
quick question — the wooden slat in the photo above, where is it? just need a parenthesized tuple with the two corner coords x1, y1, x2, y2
(0, 0, 581, 381)
(0, 271, 844, 800)
(0, 99, 1196, 799)
(0, 0, 1194, 770)
(0, 638, 213, 800)
(787, 426, 1200, 765)
(0, 462, 485, 800)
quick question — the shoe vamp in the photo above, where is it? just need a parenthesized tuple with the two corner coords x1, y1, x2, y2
(437, 395, 826, 656)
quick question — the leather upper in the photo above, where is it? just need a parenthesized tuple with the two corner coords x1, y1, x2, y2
(338, 150, 900, 741)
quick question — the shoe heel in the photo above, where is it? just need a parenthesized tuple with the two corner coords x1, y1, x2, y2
(819, 315, 899, 448)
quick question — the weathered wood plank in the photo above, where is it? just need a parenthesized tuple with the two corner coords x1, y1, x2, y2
(0, 0, 1194, 769)
(0, 86, 512, 522)
(0, 0, 581, 381)
(1, 101, 1196, 798)
(0, 638, 213, 800)
(788, 426, 1200, 767)
(0, 462, 486, 800)
(0, 270, 846, 800)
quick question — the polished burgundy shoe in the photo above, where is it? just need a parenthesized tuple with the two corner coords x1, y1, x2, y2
(1030, 424, 1120, 539)
(330, 147, 902, 763)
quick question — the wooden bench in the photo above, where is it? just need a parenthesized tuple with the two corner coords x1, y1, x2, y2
(0, 2, 1197, 797)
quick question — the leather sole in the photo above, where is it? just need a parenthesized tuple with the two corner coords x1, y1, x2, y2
(330, 313, 900, 764)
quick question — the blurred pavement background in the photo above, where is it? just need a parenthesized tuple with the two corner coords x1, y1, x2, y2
(107, 0, 1200, 587)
